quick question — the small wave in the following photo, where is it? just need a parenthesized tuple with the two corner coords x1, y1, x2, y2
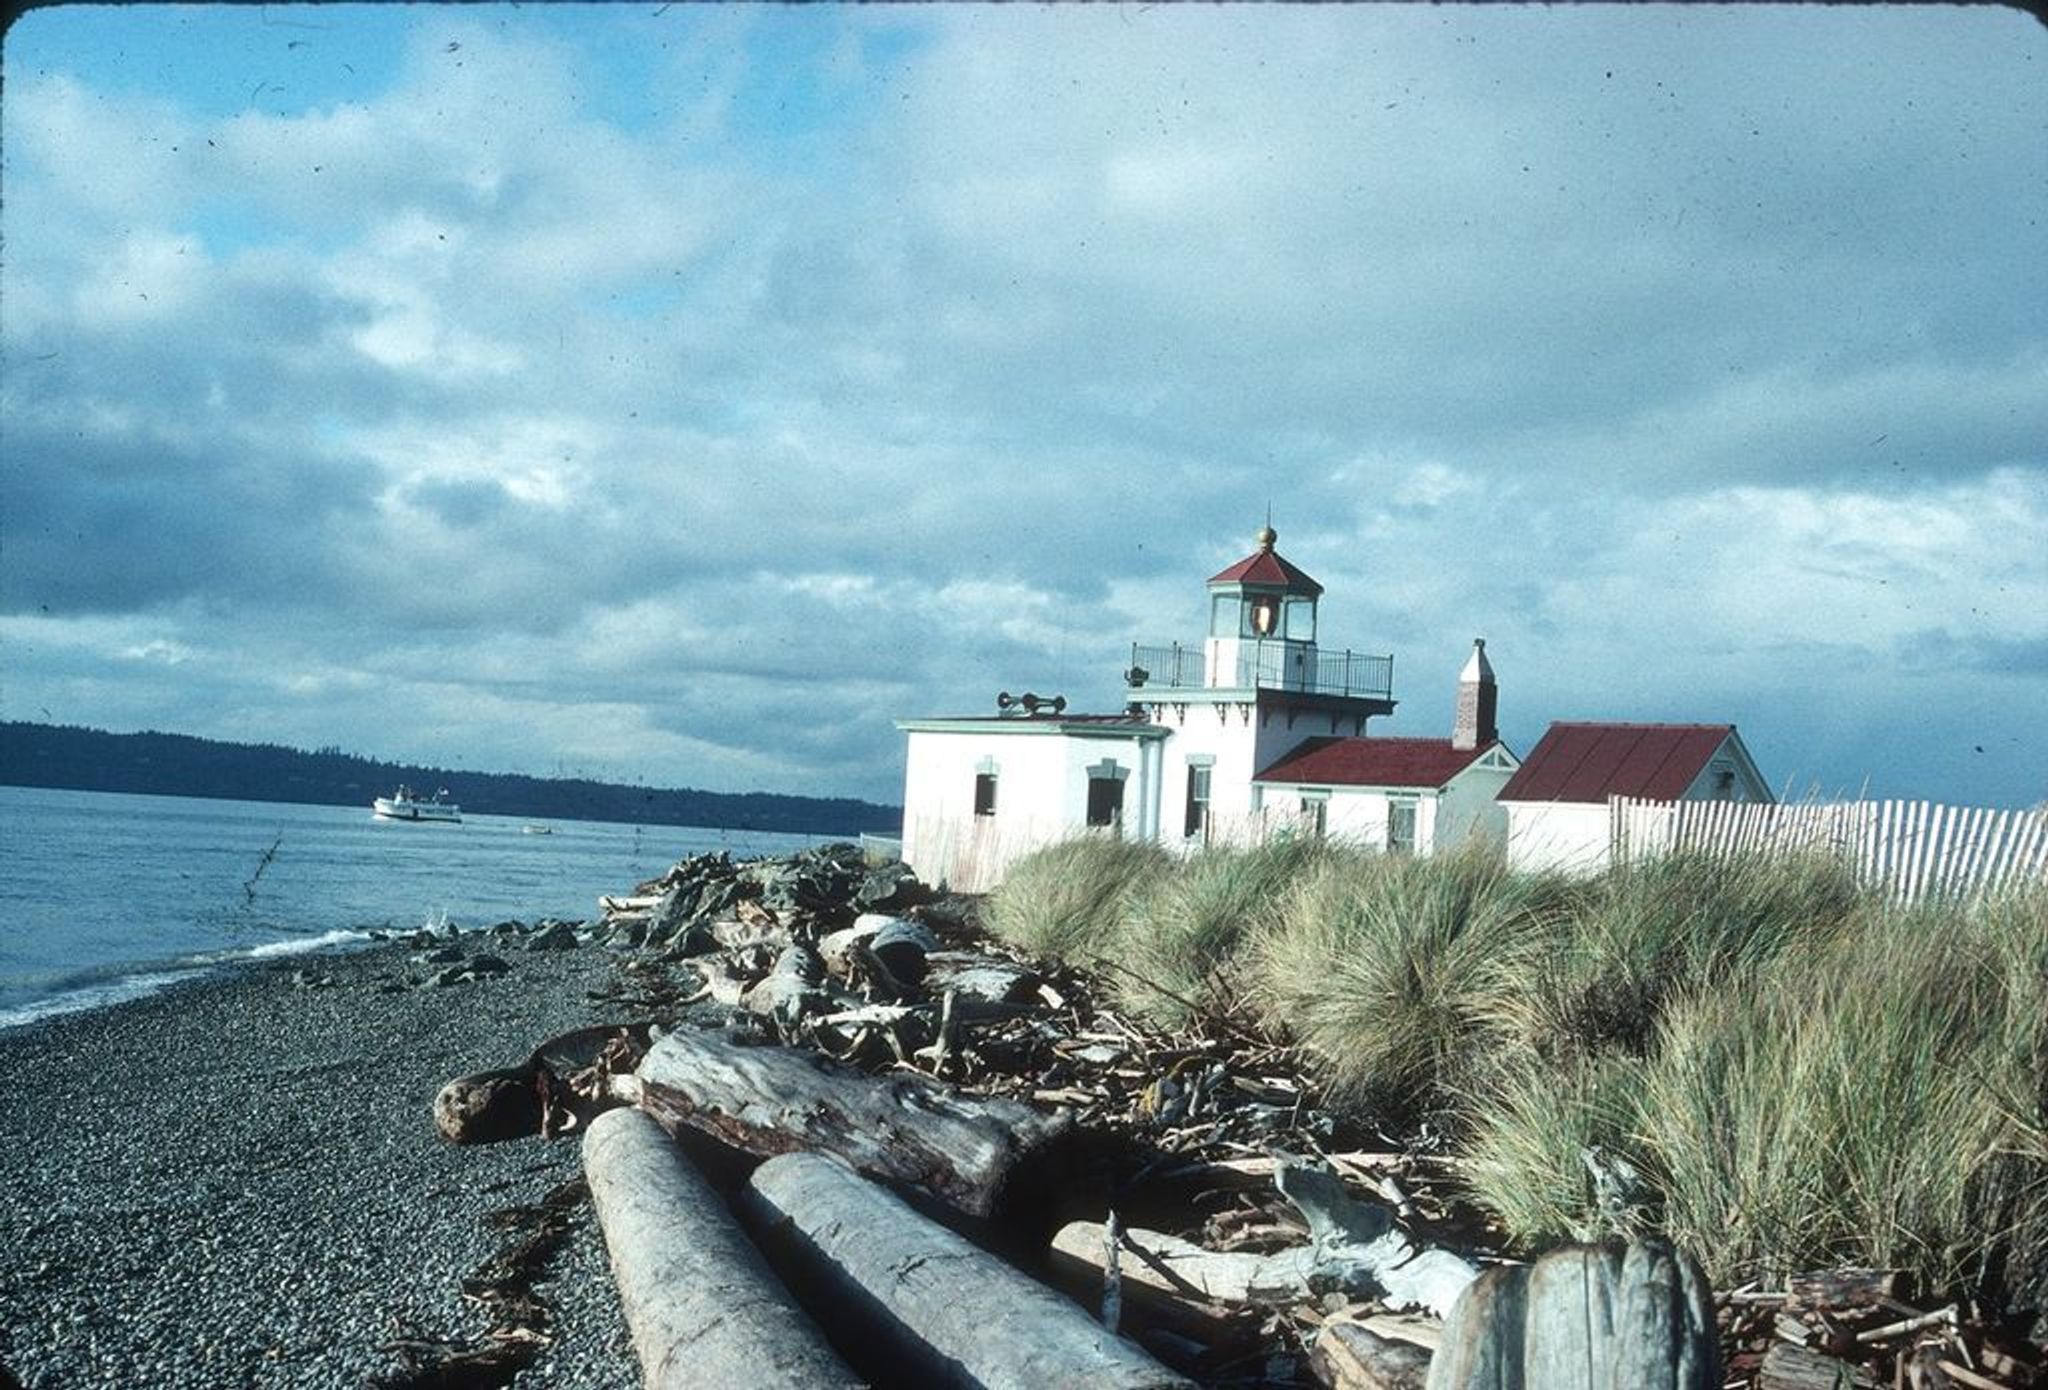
(0, 929, 378, 1032)
(0, 969, 200, 1032)
(243, 928, 376, 959)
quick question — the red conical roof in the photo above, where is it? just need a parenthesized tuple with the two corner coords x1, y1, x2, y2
(1208, 525, 1323, 595)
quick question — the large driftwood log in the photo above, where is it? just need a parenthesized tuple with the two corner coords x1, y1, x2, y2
(627, 1026, 1071, 1219)
(1425, 1241, 1718, 1390)
(582, 1109, 862, 1390)
(744, 1152, 1193, 1390)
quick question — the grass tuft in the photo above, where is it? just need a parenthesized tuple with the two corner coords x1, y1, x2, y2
(1253, 842, 1566, 1120)
(1112, 836, 1336, 1029)
(984, 834, 1169, 962)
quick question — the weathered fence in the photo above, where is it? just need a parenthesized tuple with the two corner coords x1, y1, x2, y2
(1610, 796, 2048, 905)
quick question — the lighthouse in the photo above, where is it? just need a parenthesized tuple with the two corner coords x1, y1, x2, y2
(895, 522, 1518, 888)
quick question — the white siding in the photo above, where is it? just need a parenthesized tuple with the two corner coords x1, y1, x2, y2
(899, 727, 1159, 888)
(1436, 763, 1514, 848)
(1505, 801, 1613, 874)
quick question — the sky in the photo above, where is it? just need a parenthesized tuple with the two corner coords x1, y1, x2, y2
(2, 5, 2044, 809)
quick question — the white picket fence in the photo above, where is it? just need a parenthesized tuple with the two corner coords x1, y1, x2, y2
(1609, 796, 2048, 906)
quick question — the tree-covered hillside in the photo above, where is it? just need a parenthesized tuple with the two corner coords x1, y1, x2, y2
(0, 722, 901, 836)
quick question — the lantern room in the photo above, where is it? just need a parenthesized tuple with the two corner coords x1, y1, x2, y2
(1202, 524, 1325, 691)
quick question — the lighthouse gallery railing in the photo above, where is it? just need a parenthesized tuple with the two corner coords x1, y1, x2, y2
(1127, 642, 1394, 700)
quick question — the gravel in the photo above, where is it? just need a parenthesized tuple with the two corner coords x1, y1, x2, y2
(0, 930, 643, 1389)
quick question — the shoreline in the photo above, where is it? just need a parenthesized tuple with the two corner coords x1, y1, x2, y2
(0, 930, 640, 1389)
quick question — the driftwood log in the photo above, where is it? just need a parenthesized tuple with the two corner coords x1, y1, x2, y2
(1312, 1322, 1434, 1390)
(743, 1152, 1194, 1390)
(1048, 1222, 1264, 1339)
(1425, 1240, 1718, 1390)
(582, 1109, 861, 1389)
(621, 1026, 1071, 1219)
(436, 1025, 648, 1144)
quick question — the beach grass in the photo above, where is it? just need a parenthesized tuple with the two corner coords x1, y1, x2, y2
(984, 833, 1171, 962)
(1110, 835, 1334, 1029)
(989, 834, 2048, 1304)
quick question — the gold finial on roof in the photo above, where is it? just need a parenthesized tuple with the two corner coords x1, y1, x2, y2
(1255, 509, 1277, 549)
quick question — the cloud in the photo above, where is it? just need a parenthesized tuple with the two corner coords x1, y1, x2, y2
(2, 6, 2043, 807)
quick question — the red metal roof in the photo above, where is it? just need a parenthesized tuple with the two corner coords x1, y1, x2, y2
(1497, 722, 1735, 803)
(1255, 736, 1499, 789)
(1208, 547, 1323, 596)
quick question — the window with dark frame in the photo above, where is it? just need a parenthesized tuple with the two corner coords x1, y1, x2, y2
(1184, 765, 1212, 839)
(973, 772, 997, 817)
(1086, 776, 1124, 829)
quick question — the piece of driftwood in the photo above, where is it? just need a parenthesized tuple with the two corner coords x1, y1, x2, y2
(582, 1109, 862, 1390)
(434, 1064, 540, 1144)
(743, 1152, 1194, 1390)
(1423, 1265, 1528, 1390)
(923, 951, 1041, 1005)
(628, 1026, 1071, 1219)
(1051, 1161, 1476, 1317)
(1278, 1161, 1479, 1317)
(1049, 1221, 1270, 1336)
(436, 1025, 649, 1144)
(1757, 1344, 1879, 1390)
(739, 945, 830, 1024)
(1053, 1220, 1310, 1305)
(1312, 1321, 1434, 1390)
(1425, 1241, 1717, 1390)
(1786, 1270, 1907, 1314)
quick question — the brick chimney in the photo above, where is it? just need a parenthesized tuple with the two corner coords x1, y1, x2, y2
(1452, 638, 1497, 750)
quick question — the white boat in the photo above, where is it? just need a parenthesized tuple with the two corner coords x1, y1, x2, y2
(371, 786, 462, 823)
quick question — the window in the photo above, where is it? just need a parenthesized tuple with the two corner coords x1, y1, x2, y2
(1388, 799, 1417, 855)
(1711, 762, 1736, 797)
(1248, 596, 1279, 636)
(973, 772, 997, 817)
(1087, 776, 1124, 830)
(1210, 593, 1237, 637)
(1283, 595, 1316, 641)
(1184, 765, 1212, 840)
(1301, 795, 1328, 838)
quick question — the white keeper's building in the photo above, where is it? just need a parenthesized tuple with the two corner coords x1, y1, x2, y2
(896, 525, 1520, 890)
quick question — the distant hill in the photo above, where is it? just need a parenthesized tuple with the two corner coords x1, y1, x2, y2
(0, 721, 901, 836)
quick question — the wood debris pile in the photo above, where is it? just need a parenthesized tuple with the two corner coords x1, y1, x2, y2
(1718, 1270, 2042, 1390)
(427, 846, 2045, 1390)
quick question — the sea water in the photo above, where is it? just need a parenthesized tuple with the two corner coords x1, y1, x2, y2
(0, 784, 826, 1030)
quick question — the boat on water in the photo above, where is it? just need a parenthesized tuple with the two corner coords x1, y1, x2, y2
(371, 786, 462, 824)
(520, 824, 554, 835)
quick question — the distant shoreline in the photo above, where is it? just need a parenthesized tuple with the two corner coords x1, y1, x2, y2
(0, 720, 902, 836)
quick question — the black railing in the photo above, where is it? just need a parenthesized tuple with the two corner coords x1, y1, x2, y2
(1127, 642, 1394, 700)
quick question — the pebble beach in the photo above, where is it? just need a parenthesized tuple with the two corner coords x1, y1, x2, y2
(0, 934, 643, 1389)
